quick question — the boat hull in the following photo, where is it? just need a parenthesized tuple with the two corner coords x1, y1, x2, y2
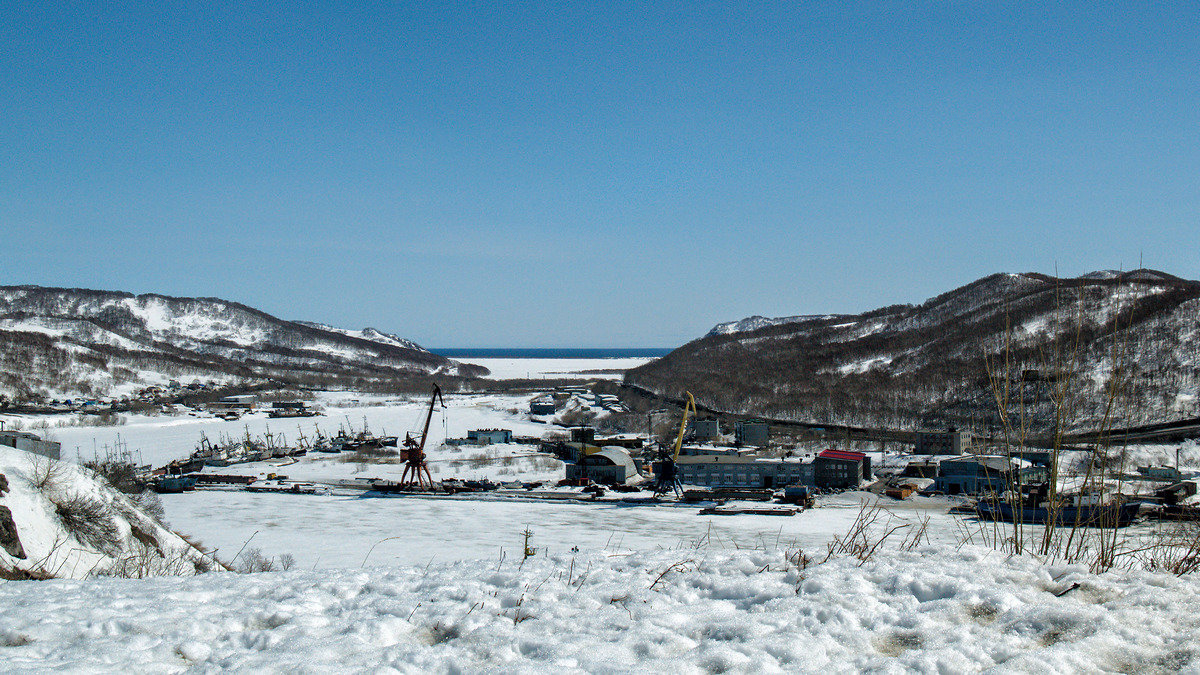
(975, 501, 1139, 527)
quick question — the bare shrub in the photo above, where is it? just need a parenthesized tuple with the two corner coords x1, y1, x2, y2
(0, 564, 54, 581)
(83, 459, 148, 494)
(53, 494, 122, 555)
(1124, 523, 1200, 576)
(234, 547, 277, 573)
(26, 453, 66, 492)
(338, 449, 401, 464)
(132, 490, 167, 525)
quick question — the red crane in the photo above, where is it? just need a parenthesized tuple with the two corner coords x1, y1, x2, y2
(400, 384, 443, 488)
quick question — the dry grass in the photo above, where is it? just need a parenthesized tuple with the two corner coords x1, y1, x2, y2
(822, 500, 926, 566)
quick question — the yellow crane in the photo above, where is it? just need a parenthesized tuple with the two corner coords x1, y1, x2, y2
(653, 391, 696, 497)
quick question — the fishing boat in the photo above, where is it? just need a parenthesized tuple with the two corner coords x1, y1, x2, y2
(699, 506, 799, 516)
(974, 499, 1140, 527)
(246, 480, 329, 495)
(152, 475, 197, 493)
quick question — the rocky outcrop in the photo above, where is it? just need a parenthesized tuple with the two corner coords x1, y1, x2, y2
(0, 507, 25, 560)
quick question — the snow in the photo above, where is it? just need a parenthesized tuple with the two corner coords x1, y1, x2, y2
(837, 355, 894, 375)
(708, 314, 840, 336)
(24, 391, 556, 469)
(3, 542, 1199, 671)
(0, 446, 207, 580)
(297, 322, 426, 352)
(160, 491, 949, 570)
(7, 374, 1200, 671)
(466, 357, 656, 380)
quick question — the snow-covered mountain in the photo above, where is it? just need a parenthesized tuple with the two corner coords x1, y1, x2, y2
(629, 270, 1200, 433)
(0, 286, 487, 400)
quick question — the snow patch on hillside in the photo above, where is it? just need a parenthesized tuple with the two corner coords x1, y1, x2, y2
(0, 446, 209, 580)
(708, 314, 842, 337)
(296, 321, 427, 352)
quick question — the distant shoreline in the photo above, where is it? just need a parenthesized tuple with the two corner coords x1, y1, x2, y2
(430, 347, 672, 359)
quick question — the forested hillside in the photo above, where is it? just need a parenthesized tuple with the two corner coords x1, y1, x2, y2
(628, 271, 1200, 434)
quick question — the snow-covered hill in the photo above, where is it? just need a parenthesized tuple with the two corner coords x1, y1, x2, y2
(2, 543, 1197, 670)
(631, 270, 1200, 432)
(0, 286, 487, 400)
(707, 314, 844, 337)
(0, 446, 209, 580)
(294, 321, 427, 352)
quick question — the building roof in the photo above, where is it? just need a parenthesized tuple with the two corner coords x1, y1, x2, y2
(587, 447, 638, 474)
(941, 456, 1021, 472)
(817, 449, 866, 462)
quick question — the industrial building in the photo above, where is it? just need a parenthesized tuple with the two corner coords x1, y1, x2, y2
(466, 429, 513, 445)
(208, 395, 257, 414)
(914, 430, 971, 455)
(0, 430, 61, 460)
(813, 449, 870, 489)
(735, 420, 770, 447)
(934, 456, 1046, 495)
(673, 448, 869, 490)
(675, 454, 813, 490)
(564, 447, 639, 485)
(688, 418, 721, 442)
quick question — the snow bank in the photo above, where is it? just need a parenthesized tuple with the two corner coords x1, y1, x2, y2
(0, 447, 209, 580)
(2, 545, 1197, 671)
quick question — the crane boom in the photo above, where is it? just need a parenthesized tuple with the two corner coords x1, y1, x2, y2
(671, 392, 696, 461)
(416, 384, 445, 453)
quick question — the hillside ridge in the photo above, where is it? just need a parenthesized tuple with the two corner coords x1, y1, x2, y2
(0, 285, 486, 400)
(632, 269, 1200, 433)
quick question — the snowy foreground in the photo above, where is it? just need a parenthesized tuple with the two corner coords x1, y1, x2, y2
(4, 544, 1199, 672)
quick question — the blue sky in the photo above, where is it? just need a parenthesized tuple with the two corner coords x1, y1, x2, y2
(2, 2, 1197, 347)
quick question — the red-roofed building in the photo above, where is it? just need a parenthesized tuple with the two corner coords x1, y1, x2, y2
(815, 449, 870, 489)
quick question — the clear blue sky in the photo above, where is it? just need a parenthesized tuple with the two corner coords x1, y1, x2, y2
(2, 3, 1197, 347)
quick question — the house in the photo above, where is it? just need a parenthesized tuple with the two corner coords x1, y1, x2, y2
(814, 449, 870, 489)
(529, 399, 557, 415)
(0, 431, 61, 460)
(934, 456, 1047, 495)
(268, 401, 317, 418)
(735, 420, 770, 447)
(466, 429, 513, 445)
(1156, 480, 1198, 505)
(914, 430, 971, 455)
(565, 447, 640, 485)
(209, 395, 257, 414)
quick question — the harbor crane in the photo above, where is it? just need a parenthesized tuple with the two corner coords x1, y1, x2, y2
(653, 391, 695, 498)
(400, 384, 443, 488)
